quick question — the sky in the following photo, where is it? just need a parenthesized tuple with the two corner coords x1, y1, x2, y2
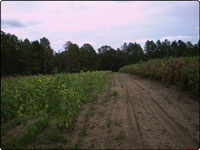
(1, 1, 199, 52)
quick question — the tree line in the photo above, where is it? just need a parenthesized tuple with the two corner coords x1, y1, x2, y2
(1, 30, 199, 76)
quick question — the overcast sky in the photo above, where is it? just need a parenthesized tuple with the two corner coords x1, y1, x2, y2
(1, 1, 199, 52)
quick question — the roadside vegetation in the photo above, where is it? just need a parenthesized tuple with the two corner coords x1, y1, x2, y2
(119, 56, 199, 97)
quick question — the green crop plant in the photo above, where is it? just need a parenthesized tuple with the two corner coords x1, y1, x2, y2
(119, 56, 199, 97)
(1, 71, 111, 149)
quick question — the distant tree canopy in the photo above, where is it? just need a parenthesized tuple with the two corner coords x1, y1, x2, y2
(1, 30, 199, 76)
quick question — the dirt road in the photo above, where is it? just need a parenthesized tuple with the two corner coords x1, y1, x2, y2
(114, 73, 199, 149)
(30, 73, 199, 149)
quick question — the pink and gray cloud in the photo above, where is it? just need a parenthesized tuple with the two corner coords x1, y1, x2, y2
(1, 1, 199, 51)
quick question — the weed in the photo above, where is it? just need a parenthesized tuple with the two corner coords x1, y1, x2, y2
(113, 78, 116, 87)
(106, 143, 111, 149)
(104, 98, 109, 103)
(111, 91, 118, 97)
(39, 129, 69, 144)
(2, 119, 49, 149)
(114, 119, 122, 127)
(74, 136, 84, 149)
(89, 104, 95, 116)
(99, 111, 105, 117)
(106, 117, 113, 127)
(81, 126, 87, 136)
(114, 130, 126, 140)
(90, 111, 94, 117)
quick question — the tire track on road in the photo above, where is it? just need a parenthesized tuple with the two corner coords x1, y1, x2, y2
(128, 74, 199, 143)
(132, 79, 198, 148)
(119, 72, 198, 148)
(117, 73, 144, 148)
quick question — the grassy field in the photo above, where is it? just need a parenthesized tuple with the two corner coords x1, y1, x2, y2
(119, 56, 199, 97)
(1, 71, 111, 149)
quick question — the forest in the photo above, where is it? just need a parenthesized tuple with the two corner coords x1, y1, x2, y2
(1, 30, 199, 76)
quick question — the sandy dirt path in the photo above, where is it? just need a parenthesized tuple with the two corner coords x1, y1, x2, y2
(70, 72, 199, 149)
(26, 72, 199, 149)
(116, 73, 199, 149)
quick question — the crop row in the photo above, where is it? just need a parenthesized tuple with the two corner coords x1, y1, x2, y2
(1, 71, 111, 148)
(119, 56, 199, 97)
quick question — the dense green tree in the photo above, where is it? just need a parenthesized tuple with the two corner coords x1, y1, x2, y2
(161, 39, 171, 57)
(170, 40, 178, 57)
(1, 31, 21, 75)
(121, 42, 128, 52)
(186, 41, 199, 56)
(192, 40, 200, 56)
(80, 44, 99, 71)
(155, 40, 163, 58)
(18, 39, 33, 75)
(126, 42, 144, 64)
(144, 40, 157, 59)
(52, 51, 62, 73)
(31, 40, 44, 74)
(1, 30, 199, 76)
(63, 41, 81, 72)
(116, 48, 128, 69)
(98, 45, 119, 71)
(177, 40, 187, 57)
(40, 37, 54, 74)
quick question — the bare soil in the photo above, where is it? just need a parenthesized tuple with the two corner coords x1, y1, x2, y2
(65, 72, 199, 149)
(77, 73, 199, 149)
(3, 73, 199, 149)
(114, 73, 199, 149)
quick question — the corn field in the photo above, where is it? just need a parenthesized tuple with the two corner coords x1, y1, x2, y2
(119, 56, 199, 97)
